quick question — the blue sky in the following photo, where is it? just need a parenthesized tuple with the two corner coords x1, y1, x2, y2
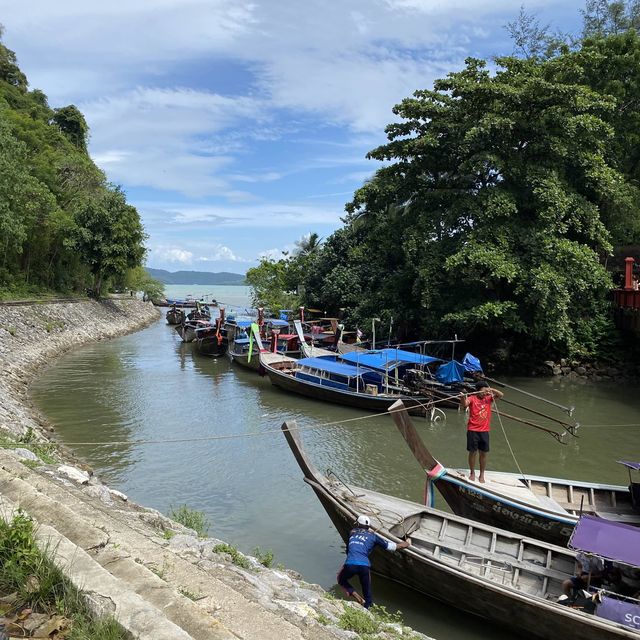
(1, 0, 584, 274)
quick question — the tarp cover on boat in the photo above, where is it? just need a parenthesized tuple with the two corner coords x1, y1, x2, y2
(297, 357, 383, 382)
(267, 319, 289, 327)
(462, 353, 483, 373)
(341, 349, 440, 372)
(618, 461, 640, 471)
(596, 595, 640, 629)
(435, 360, 465, 383)
(568, 515, 640, 567)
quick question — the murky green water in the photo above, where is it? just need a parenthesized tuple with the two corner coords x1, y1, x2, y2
(30, 287, 640, 639)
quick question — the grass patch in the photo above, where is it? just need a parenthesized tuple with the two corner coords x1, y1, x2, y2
(15, 427, 58, 464)
(253, 547, 274, 568)
(316, 613, 330, 625)
(338, 606, 379, 635)
(212, 543, 252, 570)
(0, 511, 126, 639)
(44, 320, 66, 333)
(0, 325, 17, 336)
(168, 504, 210, 537)
(162, 529, 176, 540)
(178, 586, 201, 601)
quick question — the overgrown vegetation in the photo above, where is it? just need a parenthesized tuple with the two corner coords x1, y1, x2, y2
(253, 547, 275, 568)
(212, 543, 252, 570)
(0, 511, 126, 639)
(0, 25, 159, 300)
(247, 1, 640, 366)
(168, 504, 210, 537)
(337, 605, 417, 640)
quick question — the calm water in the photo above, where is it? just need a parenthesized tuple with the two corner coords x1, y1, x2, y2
(30, 285, 640, 640)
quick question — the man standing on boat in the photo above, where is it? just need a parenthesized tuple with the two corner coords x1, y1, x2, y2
(460, 380, 503, 483)
(337, 515, 411, 608)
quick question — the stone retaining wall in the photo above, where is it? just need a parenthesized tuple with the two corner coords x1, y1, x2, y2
(0, 298, 160, 441)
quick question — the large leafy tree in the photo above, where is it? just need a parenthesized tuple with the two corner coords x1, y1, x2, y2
(74, 187, 146, 297)
(303, 54, 632, 359)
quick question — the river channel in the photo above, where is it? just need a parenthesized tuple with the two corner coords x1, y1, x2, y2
(30, 286, 640, 640)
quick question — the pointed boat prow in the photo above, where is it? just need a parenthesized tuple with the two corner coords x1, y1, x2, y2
(281, 421, 321, 483)
(388, 400, 439, 472)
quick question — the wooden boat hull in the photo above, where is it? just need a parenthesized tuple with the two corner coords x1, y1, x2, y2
(166, 309, 185, 325)
(229, 351, 262, 371)
(282, 423, 639, 640)
(194, 335, 228, 357)
(388, 401, 639, 545)
(265, 360, 430, 416)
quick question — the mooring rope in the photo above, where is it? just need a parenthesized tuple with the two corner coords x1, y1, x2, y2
(494, 402, 528, 481)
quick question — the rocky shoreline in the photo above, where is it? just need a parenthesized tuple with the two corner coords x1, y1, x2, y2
(0, 298, 433, 640)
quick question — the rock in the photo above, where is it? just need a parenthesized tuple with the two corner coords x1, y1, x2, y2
(168, 534, 201, 556)
(575, 367, 587, 376)
(561, 367, 571, 375)
(543, 360, 555, 369)
(84, 484, 113, 505)
(57, 465, 90, 484)
(552, 366, 562, 376)
(12, 448, 40, 462)
(109, 489, 128, 501)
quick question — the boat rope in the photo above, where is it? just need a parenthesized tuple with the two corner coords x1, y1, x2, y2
(483, 376, 574, 416)
(494, 404, 528, 481)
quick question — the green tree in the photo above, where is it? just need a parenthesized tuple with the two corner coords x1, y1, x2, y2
(124, 266, 164, 301)
(52, 105, 89, 153)
(582, 0, 640, 37)
(246, 258, 300, 311)
(308, 55, 626, 358)
(74, 186, 146, 297)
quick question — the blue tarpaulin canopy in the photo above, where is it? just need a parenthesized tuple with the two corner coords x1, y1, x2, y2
(267, 319, 289, 327)
(236, 320, 252, 328)
(297, 357, 383, 382)
(568, 515, 640, 567)
(341, 349, 440, 372)
(436, 360, 466, 384)
(462, 353, 483, 373)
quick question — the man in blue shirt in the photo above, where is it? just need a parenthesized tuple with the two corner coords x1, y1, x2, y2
(337, 514, 411, 608)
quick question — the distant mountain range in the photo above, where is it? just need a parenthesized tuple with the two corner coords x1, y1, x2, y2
(146, 268, 247, 285)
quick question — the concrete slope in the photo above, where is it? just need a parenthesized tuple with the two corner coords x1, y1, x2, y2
(0, 451, 340, 640)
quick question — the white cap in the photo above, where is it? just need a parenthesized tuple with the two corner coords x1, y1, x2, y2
(356, 515, 370, 527)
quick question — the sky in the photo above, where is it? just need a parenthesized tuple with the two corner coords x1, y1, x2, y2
(1, 0, 584, 274)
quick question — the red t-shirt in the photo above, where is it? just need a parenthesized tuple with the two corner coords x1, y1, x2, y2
(467, 395, 493, 432)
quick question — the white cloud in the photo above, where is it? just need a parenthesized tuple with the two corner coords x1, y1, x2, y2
(197, 246, 243, 262)
(83, 88, 265, 197)
(152, 246, 194, 263)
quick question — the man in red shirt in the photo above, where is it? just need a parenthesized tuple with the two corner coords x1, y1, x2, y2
(460, 380, 503, 483)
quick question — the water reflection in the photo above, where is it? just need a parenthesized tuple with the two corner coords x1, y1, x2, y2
(30, 312, 640, 640)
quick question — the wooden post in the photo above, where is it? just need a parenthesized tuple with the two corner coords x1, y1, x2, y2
(624, 257, 635, 290)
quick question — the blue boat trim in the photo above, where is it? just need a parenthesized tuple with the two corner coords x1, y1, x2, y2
(442, 476, 577, 525)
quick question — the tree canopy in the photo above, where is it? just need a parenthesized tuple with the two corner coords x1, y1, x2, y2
(249, 19, 640, 363)
(0, 30, 147, 299)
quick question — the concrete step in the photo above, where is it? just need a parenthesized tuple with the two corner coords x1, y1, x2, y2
(0, 452, 337, 640)
(0, 494, 196, 640)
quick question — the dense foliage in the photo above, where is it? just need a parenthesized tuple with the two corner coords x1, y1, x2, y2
(0, 29, 149, 299)
(249, 8, 640, 363)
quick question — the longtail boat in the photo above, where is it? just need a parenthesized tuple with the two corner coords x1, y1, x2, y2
(281, 421, 640, 640)
(388, 400, 640, 545)
(261, 344, 435, 416)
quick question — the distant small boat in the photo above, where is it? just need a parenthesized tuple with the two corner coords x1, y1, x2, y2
(166, 306, 185, 325)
